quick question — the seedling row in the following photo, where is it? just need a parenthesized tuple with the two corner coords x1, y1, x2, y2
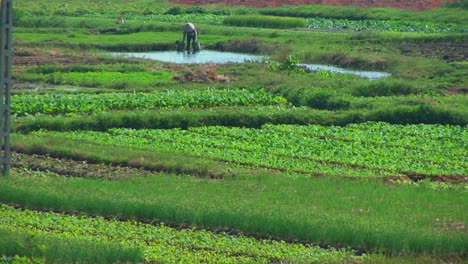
(0, 203, 358, 263)
(31, 122, 467, 178)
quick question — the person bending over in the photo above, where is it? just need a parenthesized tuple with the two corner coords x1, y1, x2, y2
(182, 23, 198, 51)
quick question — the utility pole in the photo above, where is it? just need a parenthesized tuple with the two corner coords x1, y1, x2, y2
(0, 0, 12, 175)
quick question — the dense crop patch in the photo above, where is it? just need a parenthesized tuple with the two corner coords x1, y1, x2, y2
(14, 0, 170, 17)
(306, 18, 468, 33)
(7, 0, 468, 262)
(12, 89, 288, 116)
(0, 204, 358, 263)
(16, 14, 225, 30)
(128, 13, 224, 25)
(1, 171, 466, 256)
(223, 15, 307, 29)
(30, 122, 467, 178)
(259, 4, 468, 24)
(16, 70, 175, 89)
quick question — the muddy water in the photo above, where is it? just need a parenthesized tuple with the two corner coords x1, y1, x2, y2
(114, 50, 390, 79)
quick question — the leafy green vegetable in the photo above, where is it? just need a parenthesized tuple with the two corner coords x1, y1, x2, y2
(31, 122, 467, 177)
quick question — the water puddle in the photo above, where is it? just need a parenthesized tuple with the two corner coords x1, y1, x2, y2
(114, 50, 390, 79)
(114, 50, 265, 64)
(300, 64, 391, 79)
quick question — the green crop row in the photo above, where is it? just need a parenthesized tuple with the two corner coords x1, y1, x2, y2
(15, 0, 467, 25)
(259, 4, 468, 24)
(14, 103, 468, 134)
(14, 0, 170, 17)
(223, 15, 307, 29)
(12, 89, 288, 116)
(0, 228, 142, 263)
(16, 14, 224, 30)
(17, 13, 467, 34)
(1, 167, 466, 256)
(306, 17, 468, 33)
(0, 204, 358, 263)
(30, 122, 467, 177)
(15, 70, 175, 89)
(128, 13, 225, 25)
(23, 63, 149, 74)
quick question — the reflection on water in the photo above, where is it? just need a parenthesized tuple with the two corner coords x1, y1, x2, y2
(114, 50, 265, 64)
(113, 50, 390, 79)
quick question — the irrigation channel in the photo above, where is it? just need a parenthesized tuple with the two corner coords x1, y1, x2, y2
(114, 50, 391, 79)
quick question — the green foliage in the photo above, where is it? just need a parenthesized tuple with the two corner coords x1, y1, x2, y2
(14, 102, 468, 134)
(13, 133, 230, 179)
(370, 103, 467, 125)
(303, 89, 350, 110)
(214, 38, 281, 54)
(16, 67, 175, 89)
(14, 0, 170, 17)
(267, 84, 352, 111)
(445, 0, 468, 9)
(25, 63, 148, 74)
(223, 15, 306, 29)
(0, 204, 358, 263)
(34, 122, 465, 178)
(8, 1, 468, 262)
(16, 16, 117, 29)
(269, 55, 307, 75)
(164, 6, 184, 15)
(0, 227, 142, 263)
(307, 17, 468, 33)
(12, 89, 288, 116)
(126, 13, 224, 25)
(259, 4, 468, 24)
(350, 79, 423, 97)
(1, 172, 466, 255)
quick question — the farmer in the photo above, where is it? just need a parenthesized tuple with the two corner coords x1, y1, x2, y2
(182, 22, 198, 51)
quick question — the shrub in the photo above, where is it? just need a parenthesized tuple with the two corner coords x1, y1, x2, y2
(303, 90, 350, 110)
(370, 103, 467, 125)
(186, 6, 206, 14)
(213, 38, 281, 54)
(164, 6, 183, 15)
(351, 79, 422, 97)
(446, 0, 468, 9)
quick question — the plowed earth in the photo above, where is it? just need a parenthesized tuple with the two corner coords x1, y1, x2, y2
(13, 49, 105, 67)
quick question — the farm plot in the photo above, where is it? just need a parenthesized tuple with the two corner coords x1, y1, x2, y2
(6, 0, 468, 262)
(29, 122, 467, 179)
(0, 204, 357, 263)
(306, 18, 468, 33)
(12, 88, 287, 116)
